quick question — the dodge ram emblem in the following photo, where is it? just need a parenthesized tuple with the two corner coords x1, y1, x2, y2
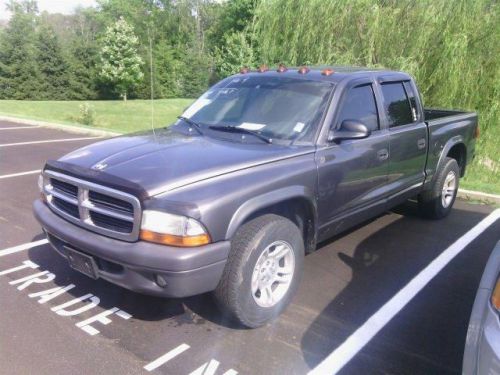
(92, 162, 107, 171)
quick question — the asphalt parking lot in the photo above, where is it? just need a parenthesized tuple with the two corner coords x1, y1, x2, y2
(1, 119, 499, 375)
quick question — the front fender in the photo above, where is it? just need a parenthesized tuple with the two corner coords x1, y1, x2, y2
(225, 185, 317, 239)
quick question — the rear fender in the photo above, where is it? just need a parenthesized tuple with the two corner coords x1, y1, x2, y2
(425, 136, 465, 189)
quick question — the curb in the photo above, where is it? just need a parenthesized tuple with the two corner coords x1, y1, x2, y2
(0, 115, 122, 137)
(458, 189, 500, 205)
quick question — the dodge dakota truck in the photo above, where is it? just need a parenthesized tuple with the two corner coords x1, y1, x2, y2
(34, 66, 478, 327)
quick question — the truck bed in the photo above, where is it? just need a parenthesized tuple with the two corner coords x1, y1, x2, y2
(424, 108, 471, 121)
(423, 107, 477, 184)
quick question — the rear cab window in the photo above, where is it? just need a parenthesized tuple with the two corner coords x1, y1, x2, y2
(380, 82, 415, 127)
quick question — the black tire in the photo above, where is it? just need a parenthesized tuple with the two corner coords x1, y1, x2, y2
(418, 157, 460, 219)
(214, 214, 304, 328)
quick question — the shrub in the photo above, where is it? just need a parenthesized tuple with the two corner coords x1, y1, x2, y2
(78, 102, 95, 126)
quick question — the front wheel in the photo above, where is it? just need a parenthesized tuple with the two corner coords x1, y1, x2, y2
(418, 157, 460, 219)
(214, 214, 304, 328)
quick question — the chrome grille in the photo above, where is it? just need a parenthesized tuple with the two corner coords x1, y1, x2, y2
(42, 170, 141, 241)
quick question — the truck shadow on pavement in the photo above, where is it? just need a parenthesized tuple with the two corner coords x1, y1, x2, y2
(299, 202, 492, 374)
(26, 201, 494, 371)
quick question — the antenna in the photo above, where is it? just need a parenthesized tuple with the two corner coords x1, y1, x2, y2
(147, 23, 155, 136)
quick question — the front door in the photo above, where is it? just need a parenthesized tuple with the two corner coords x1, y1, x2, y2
(316, 81, 389, 240)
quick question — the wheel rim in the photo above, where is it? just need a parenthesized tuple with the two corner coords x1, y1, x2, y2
(251, 240, 295, 308)
(441, 171, 457, 208)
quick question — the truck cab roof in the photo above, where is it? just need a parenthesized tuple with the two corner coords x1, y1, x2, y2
(235, 65, 413, 85)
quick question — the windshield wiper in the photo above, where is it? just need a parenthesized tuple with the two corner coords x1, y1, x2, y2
(208, 125, 272, 144)
(177, 116, 203, 135)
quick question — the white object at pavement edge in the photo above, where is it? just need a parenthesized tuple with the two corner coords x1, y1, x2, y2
(457, 189, 500, 205)
(0, 115, 120, 137)
(309, 208, 500, 375)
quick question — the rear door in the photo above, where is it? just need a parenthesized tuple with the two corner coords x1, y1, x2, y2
(316, 78, 389, 239)
(379, 79, 427, 200)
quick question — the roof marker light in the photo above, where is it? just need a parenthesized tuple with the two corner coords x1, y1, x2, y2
(239, 66, 249, 74)
(298, 66, 310, 74)
(322, 68, 334, 76)
(277, 64, 287, 73)
(258, 64, 269, 73)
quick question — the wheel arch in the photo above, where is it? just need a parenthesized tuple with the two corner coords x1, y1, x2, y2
(446, 142, 467, 177)
(225, 186, 318, 253)
(429, 137, 466, 189)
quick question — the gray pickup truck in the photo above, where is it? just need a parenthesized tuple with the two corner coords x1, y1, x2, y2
(34, 66, 478, 327)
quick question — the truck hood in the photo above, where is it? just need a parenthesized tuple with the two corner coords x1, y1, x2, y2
(55, 128, 313, 197)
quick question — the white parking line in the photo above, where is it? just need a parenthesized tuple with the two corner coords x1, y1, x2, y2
(0, 239, 48, 257)
(309, 208, 500, 375)
(0, 170, 40, 180)
(144, 344, 191, 372)
(0, 137, 100, 148)
(0, 126, 40, 130)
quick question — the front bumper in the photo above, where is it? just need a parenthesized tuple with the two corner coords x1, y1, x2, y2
(33, 200, 230, 298)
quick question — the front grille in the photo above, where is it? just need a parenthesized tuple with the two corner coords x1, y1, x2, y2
(51, 178, 78, 197)
(43, 171, 141, 241)
(89, 211, 134, 233)
(53, 197, 79, 218)
(89, 190, 133, 214)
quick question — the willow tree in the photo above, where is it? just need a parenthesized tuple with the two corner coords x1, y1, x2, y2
(99, 17, 143, 101)
(252, 0, 500, 190)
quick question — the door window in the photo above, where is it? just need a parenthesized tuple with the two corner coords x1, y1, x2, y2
(337, 84, 379, 131)
(381, 82, 413, 127)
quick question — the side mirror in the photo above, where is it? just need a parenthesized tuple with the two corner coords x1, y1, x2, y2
(328, 120, 371, 142)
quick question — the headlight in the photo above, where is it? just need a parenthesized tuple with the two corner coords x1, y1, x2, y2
(140, 210, 211, 247)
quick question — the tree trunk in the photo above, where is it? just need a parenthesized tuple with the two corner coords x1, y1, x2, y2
(123, 92, 127, 101)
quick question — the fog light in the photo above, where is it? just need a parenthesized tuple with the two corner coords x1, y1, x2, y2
(156, 274, 167, 288)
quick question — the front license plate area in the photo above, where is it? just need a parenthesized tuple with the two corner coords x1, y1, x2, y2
(65, 246, 99, 280)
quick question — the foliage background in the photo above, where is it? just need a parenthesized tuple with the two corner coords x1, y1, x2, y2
(0, 0, 498, 190)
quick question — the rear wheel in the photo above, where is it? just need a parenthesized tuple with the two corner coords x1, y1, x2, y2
(214, 214, 304, 328)
(418, 157, 460, 219)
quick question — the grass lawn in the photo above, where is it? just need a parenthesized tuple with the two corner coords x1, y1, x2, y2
(462, 163, 499, 195)
(0, 99, 497, 194)
(0, 99, 194, 134)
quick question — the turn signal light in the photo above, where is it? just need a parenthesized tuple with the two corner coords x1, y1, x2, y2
(298, 66, 310, 74)
(258, 64, 269, 73)
(492, 276, 500, 312)
(140, 230, 211, 247)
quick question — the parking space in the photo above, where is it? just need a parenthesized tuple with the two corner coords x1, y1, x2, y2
(1, 120, 499, 374)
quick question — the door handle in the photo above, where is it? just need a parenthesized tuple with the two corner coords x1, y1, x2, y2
(417, 138, 426, 149)
(377, 149, 389, 161)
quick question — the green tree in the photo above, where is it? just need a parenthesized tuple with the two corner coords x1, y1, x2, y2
(207, 0, 257, 52)
(0, 0, 42, 99)
(35, 22, 70, 100)
(214, 31, 254, 78)
(178, 47, 211, 98)
(99, 17, 144, 100)
(66, 7, 102, 99)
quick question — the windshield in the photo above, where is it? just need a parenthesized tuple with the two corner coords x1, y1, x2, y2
(180, 76, 333, 144)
